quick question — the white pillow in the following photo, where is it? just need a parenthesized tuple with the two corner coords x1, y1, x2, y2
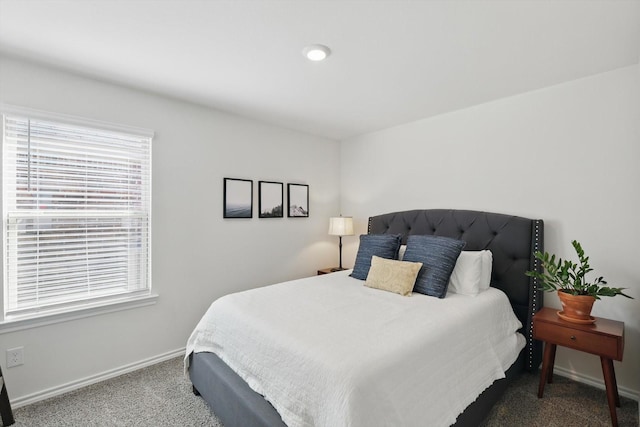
(398, 244, 407, 261)
(479, 250, 493, 291)
(448, 250, 492, 296)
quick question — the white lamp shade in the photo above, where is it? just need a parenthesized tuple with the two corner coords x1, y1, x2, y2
(328, 217, 354, 236)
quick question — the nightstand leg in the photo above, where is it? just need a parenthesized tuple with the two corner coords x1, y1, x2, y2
(538, 342, 556, 398)
(600, 357, 620, 427)
(0, 366, 15, 427)
(547, 343, 556, 384)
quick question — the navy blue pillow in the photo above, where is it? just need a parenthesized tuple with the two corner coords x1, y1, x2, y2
(402, 235, 466, 298)
(350, 234, 402, 280)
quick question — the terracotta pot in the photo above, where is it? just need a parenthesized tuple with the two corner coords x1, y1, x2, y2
(557, 290, 595, 323)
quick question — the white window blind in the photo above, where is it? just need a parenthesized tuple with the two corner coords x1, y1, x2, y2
(2, 113, 152, 318)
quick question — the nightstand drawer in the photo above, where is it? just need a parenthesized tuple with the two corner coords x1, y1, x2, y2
(534, 322, 621, 359)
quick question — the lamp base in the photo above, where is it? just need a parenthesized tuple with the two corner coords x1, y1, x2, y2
(330, 267, 348, 272)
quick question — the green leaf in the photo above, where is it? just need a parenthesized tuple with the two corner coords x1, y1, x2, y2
(525, 240, 634, 300)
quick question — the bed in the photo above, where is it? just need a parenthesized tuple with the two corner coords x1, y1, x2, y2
(186, 209, 544, 427)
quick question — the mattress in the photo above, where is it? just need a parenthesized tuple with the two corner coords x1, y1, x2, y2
(186, 270, 525, 427)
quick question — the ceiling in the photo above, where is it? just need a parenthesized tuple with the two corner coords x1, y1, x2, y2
(0, 1, 639, 140)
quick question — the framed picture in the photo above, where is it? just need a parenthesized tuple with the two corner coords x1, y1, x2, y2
(287, 183, 309, 218)
(223, 178, 253, 218)
(259, 181, 283, 218)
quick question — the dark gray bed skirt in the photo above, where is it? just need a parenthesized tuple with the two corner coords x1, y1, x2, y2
(189, 350, 526, 427)
(190, 351, 287, 427)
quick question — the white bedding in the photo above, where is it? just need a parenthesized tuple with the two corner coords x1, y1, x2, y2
(185, 270, 525, 427)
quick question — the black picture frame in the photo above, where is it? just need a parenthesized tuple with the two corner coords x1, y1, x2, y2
(287, 183, 309, 218)
(258, 181, 284, 218)
(223, 178, 253, 218)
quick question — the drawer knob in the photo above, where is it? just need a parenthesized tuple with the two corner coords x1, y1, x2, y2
(570, 335, 576, 340)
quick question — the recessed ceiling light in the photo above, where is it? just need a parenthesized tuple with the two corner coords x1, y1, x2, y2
(302, 44, 331, 61)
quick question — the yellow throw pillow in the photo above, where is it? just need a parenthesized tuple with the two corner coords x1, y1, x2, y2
(364, 256, 423, 296)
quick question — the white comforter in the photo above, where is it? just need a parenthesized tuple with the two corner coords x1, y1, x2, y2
(185, 270, 525, 427)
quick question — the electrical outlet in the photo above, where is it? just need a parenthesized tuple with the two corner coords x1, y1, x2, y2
(6, 347, 24, 368)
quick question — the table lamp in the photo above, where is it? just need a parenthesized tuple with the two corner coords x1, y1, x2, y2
(328, 216, 354, 271)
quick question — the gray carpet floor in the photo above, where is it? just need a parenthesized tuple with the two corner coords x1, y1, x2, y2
(11, 356, 639, 426)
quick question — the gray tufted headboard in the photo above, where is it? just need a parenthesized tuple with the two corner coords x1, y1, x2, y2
(368, 209, 544, 371)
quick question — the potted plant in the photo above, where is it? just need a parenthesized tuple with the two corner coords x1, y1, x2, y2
(526, 240, 632, 323)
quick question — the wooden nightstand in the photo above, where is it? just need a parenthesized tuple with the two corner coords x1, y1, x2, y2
(317, 268, 347, 275)
(533, 307, 624, 427)
(0, 364, 15, 426)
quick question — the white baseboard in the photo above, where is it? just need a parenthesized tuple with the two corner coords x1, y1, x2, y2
(11, 347, 186, 409)
(553, 365, 640, 402)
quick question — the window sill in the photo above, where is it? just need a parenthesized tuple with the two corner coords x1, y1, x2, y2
(0, 293, 159, 334)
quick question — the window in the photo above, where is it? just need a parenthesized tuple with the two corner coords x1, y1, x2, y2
(2, 108, 152, 321)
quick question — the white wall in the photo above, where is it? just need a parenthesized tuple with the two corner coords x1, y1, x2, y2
(0, 56, 341, 403)
(341, 65, 640, 398)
